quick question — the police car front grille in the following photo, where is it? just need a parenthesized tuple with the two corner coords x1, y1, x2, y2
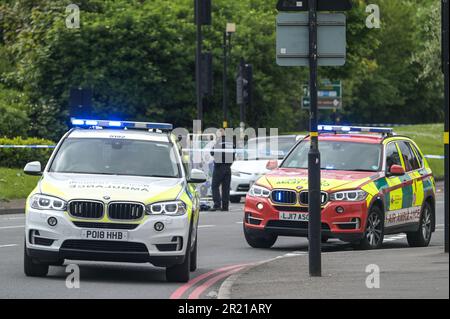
(108, 203, 144, 220)
(299, 191, 329, 206)
(69, 201, 104, 219)
(271, 190, 297, 205)
(61, 240, 148, 253)
(72, 221, 139, 230)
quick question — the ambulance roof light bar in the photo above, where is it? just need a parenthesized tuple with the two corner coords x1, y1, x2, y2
(318, 125, 394, 136)
(70, 118, 173, 131)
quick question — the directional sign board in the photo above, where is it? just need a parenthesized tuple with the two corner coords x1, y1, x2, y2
(276, 13, 346, 66)
(302, 81, 342, 109)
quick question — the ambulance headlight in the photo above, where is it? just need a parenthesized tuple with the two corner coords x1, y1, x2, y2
(30, 194, 67, 211)
(146, 201, 187, 216)
(329, 190, 368, 202)
(249, 185, 271, 198)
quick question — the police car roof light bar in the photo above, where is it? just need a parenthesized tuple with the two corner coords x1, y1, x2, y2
(70, 118, 173, 131)
(318, 125, 394, 136)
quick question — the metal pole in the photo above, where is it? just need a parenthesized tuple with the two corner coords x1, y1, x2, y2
(443, 0, 449, 253)
(308, 0, 321, 276)
(223, 32, 229, 129)
(195, 0, 203, 124)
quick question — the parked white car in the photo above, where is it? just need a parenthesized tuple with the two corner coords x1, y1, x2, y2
(230, 135, 304, 203)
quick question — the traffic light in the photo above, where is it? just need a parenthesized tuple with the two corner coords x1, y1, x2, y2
(276, 0, 352, 11)
(69, 87, 92, 117)
(201, 52, 213, 96)
(195, 0, 212, 25)
(236, 60, 252, 106)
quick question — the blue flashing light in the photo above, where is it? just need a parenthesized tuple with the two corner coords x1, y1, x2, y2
(318, 125, 393, 135)
(71, 119, 85, 125)
(70, 118, 173, 131)
(109, 121, 122, 127)
(85, 120, 98, 126)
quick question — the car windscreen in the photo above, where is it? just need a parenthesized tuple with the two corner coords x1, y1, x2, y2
(244, 137, 297, 160)
(49, 138, 181, 178)
(281, 140, 382, 172)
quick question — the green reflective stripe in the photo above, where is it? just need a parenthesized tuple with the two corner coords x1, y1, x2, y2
(402, 184, 413, 209)
(374, 178, 388, 191)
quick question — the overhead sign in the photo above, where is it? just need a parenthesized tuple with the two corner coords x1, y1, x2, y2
(276, 0, 352, 12)
(276, 13, 346, 66)
(302, 80, 342, 109)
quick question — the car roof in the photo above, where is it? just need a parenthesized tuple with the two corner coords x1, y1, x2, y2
(67, 128, 171, 143)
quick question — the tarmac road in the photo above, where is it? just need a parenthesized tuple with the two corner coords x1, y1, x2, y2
(0, 193, 445, 299)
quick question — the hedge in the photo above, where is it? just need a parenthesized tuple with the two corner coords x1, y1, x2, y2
(0, 137, 55, 168)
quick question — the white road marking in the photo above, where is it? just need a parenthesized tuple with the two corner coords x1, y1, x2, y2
(0, 244, 18, 248)
(236, 221, 243, 224)
(0, 217, 25, 221)
(0, 225, 24, 230)
(198, 225, 216, 228)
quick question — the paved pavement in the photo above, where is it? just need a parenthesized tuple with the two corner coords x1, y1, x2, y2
(0, 192, 447, 299)
(220, 246, 448, 299)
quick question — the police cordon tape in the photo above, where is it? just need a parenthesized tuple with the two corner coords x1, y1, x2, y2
(0, 145, 445, 160)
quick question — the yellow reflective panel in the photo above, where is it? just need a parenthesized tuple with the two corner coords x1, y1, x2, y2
(386, 177, 403, 211)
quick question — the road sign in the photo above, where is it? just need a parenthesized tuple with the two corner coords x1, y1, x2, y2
(277, 0, 352, 12)
(302, 81, 342, 109)
(276, 13, 346, 66)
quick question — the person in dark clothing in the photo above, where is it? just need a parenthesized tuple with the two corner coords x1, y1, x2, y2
(210, 129, 235, 211)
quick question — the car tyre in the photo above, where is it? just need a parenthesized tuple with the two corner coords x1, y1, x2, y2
(355, 206, 384, 250)
(407, 201, 433, 247)
(243, 225, 277, 248)
(24, 244, 49, 277)
(230, 196, 241, 204)
(166, 228, 192, 283)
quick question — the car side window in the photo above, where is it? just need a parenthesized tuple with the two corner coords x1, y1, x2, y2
(385, 142, 402, 171)
(409, 142, 424, 168)
(397, 141, 420, 172)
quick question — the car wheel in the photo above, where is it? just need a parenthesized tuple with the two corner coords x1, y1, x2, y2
(190, 234, 198, 272)
(24, 244, 49, 277)
(407, 201, 433, 247)
(166, 228, 191, 283)
(230, 196, 241, 204)
(355, 206, 384, 250)
(243, 225, 277, 249)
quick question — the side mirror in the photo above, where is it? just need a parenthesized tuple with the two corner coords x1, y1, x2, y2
(266, 160, 279, 170)
(188, 169, 207, 184)
(24, 161, 42, 176)
(389, 164, 405, 176)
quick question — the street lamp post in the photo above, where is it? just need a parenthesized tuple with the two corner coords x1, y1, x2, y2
(223, 23, 236, 129)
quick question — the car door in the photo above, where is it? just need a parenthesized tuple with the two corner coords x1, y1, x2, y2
(383, 141, 405, 228)
(385, 140, 422, 230)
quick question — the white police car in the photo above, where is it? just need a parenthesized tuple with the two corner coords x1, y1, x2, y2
(23, 119, 206, 282)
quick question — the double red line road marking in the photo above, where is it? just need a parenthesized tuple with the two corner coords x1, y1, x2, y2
(170, 263, 254, 299)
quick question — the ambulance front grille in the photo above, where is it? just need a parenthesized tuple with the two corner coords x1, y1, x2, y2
(108, 202, 145, 220)
(68, 201, 104, 219)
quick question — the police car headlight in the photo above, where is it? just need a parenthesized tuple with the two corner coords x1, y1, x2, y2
(146, 201, 187, 216)
(329, 190, 368, 202)
(249, 185, 271, 198)
(30, 194, 67, 211)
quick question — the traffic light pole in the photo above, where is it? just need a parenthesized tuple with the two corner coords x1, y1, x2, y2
(308, 0, 322, 276)
(223, 32, 230, 129)
(443, 0, 449, 253)
(195, 0, 203, 124)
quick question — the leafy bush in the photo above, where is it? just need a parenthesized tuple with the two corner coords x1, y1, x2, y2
(0, 86, 30, 138)
(0, 137, 55, 168)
